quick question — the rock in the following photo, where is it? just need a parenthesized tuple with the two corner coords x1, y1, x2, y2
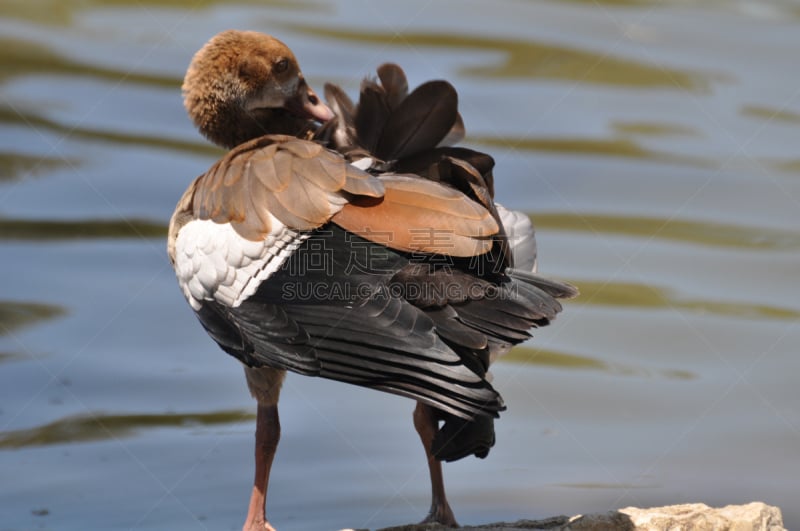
(620, 502, 786, 531)
(360, 502, 785, 531)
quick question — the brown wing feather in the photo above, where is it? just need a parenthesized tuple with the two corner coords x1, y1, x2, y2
(272, 161, 332, 227)
(168, 177, 199, 264)
(343, 164, 385, 197)
(290, 151, 347, 192)
(190, 134, 384, 239)
(377, 175, 488, 221)
(332, 175, 498, 257)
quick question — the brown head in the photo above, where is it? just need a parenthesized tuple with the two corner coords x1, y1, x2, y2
(183, 30, 333, 149)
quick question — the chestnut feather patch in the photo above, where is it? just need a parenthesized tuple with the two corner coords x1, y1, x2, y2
(332, 175, 498, 257)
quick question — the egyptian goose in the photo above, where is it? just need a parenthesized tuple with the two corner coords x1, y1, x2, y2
(169, 30, 576, 531)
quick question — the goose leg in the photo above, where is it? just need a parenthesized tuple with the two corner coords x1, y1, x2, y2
(243, 403, 281, 531)
(413, 402, 458, 527)
(243, 368, 286, 531)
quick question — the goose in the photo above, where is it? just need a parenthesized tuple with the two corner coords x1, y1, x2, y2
(169, 29, 577, 531)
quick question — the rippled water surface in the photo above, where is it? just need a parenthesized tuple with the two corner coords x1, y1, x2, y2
(1, 1, 799, 529)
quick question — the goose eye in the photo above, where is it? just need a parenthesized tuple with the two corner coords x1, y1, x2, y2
(274, 59, 289, 73)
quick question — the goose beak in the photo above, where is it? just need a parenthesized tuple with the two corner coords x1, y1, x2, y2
(287, 78, 334, 123)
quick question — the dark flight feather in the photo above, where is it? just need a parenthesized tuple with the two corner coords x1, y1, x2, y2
(377, 63, 408, 110)
(322, 83, 356, 148)
(355, 83, 391, 153)
(375, 81, 459, 161)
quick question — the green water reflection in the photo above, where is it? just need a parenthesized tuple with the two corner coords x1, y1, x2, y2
(506, 346, 607, 370)
(0, 300, 66, 336)
(557, 482, 658, 489)
(574, 280, 800, 320)
(288, 25, 710, 90)
(610, 121, 700, 138)
(473, 135, 712, 167)
(774, 159, 800, 174)
(0, 151, 75, 182)
(0, 38, 178, 87)
(0, 105, 219, 156)
(506, 346, 695, 379)
(0, 301, 65, 364)
(0, 0, 321, 26)
(0, 351, 24, 363)
(0, 218, 167, 240)
(0, 410, 255, 449)
(549, 0, 653, 5)
(740, 104, 800, 125)
(533, 212, 800, 250)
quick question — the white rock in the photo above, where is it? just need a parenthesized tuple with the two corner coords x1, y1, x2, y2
(620, 502, 786, 531)
(369, 501, 786, 531)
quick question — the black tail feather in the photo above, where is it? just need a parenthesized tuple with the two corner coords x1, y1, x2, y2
(375, 80, 458, 161)
(376, 63, 408, 109)
(355, 83, 391, 153)
(432, 413, 495, 462)
(508, 268, 580, 300)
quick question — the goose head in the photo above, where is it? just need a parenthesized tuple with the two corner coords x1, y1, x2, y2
(183, 30, 333, 149)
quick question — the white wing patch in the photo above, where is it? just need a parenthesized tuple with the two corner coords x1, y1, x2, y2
(350, 157, 374, 171)
(174, 217, 309, 310)
(495, 203, 538, 272)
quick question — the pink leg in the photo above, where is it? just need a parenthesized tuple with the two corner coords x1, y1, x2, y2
(243, 404, 281, 531)
(413, 402, 458, 527)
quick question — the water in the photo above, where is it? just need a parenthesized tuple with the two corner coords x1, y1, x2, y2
(1, 1, 799, 529)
